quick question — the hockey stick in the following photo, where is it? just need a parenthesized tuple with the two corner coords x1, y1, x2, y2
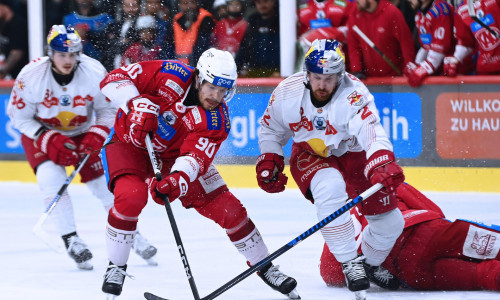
(467, 0, 500, 38)
(145, 134, 201, 300)
(144, 183, 384, 300)
(352, 25, 402, 75)
(32, 152, 91, 253)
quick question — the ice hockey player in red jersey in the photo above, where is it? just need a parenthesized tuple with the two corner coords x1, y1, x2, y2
(99, 48, 299, 299)
(7, 24, 157, 270)
(444, 0, 500, 75)
(257, 39, 405, 299)
(405, 0, 456, 87)
(320, 183, 500, 291)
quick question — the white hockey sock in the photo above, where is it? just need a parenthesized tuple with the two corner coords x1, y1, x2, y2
(231, 227, 269, 266)
(362, 208, 404, 266)
(312, 168, 357, 263)
(85, 175, 114, 212)
(106, 224, 135, 266)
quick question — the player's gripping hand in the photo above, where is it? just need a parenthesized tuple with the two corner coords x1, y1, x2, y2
(364, 150, 405, 193)
(36, 129, 79, 166)
(125, 96, 159, 148)
(78, 125, 110, 156)
(256, 153, 288, 193)
(443, 56, 459, 77)
(149, 171, 189, 205)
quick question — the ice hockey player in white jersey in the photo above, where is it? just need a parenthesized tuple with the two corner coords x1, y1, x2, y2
(256, 39, 406, 298)
(7, 25, 157, 270)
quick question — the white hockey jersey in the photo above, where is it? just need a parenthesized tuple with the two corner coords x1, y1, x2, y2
(258, 72, 392, 159)
(7, 55, 116, 139)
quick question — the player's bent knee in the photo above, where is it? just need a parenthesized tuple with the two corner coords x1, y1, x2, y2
(311, 168, 348, 220)
(113, 174, 149, 217)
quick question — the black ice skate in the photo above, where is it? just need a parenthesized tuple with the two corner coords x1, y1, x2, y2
(132, 232, 158, 266)
(65, 235, 93, 270)
(342, 255, 370, 300)
(363, 261, 400, 290)
(102, 262, 134, 298)
(257, 263, 301, 299)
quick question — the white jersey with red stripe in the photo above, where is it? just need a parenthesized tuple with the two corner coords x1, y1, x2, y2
(7, 55, 115, 139)
(258, 72, 392, 159)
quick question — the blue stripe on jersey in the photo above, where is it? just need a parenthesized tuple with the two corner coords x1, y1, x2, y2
(206, 109, 222, 130)
(99, 127, 114, 186)
(459, 219, 500, 231)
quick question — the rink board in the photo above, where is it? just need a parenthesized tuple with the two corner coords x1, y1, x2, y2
(0, 161, 498, 193)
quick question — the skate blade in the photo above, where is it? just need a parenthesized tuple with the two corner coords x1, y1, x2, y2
(145, 257, 158, 266)
(286, 288, 301, 299)
(105, 293, 118, 299)
(77, 260, 93, 270)
(354, 290, 367, 300)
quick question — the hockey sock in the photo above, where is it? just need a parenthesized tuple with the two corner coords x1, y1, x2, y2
(106, 208, 138, 266)
(476, 259, 500, 291)
(227, 218, 269, 265)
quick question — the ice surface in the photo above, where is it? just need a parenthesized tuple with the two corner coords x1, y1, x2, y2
(1, 182, 499, 300)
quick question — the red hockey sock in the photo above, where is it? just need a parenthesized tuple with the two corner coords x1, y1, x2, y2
(434, 259, 479, 290)
(476, 259, 500, 291)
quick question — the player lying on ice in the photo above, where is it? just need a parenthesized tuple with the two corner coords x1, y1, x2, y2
(99, 48, 299, 299)
(320, 182, 500, 291)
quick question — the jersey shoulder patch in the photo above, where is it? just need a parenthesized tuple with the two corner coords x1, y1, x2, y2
(160, 61, 194, 83)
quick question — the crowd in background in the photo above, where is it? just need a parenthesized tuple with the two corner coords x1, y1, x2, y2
(0, 0, 499, 85)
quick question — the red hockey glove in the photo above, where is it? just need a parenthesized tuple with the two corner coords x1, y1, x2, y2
(125, 96, 159, 148)
(256, 153, 288, 193)
(407, 64, 428, 87)
(443, 56, 459, 77)
(149, 171, 189, 205)
(36, 129, 79, 166)
(364, 150, 405, 193)
(78, 125, 110, 156)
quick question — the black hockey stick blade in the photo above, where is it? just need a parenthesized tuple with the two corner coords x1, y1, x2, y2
(144, 292, 170, 300)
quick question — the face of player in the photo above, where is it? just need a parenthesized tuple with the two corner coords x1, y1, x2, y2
(51, 51, 79, 75)
(196, 79, 228, 111)
(308, 72, 338, 102)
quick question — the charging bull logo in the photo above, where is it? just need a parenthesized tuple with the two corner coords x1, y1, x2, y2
(348, 91, 363, 106)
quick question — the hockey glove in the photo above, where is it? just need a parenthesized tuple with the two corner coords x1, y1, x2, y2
(149, 171, 189, 205)
(405, 62, 431, 88)
(256, 153, 288, 193)
(78, 125, 110, 156)
(364, 150, 405, 193)
(125, 96, 159, 148)
(36, 129, 79, 166)
(443, 56, 459, 77)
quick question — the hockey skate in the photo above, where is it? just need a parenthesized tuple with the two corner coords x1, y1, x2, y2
(257, 263, 301, 299)
(66, 235, 93, 270)
(132, 232, 158, 266)
(342, 255, 369, 300)
(363, 261, 400, 290)
(102, 262, 134, 299)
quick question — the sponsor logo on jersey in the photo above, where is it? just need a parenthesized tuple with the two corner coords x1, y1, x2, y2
(59, 94, 71, 106)
(160, 62, 191, 82)
(222, 103, 230, 133)
(206, 109, 222, 130)
(183, 115, 194, 130)
(213, 76, 234, 89)
(176, 102, 186, 113)
(162, 111, 176, 125)
(158, 87, 176, 104)
(73, 95, 94, 107)
(313, 116, 327, 130)
(348, 91, 363, 106)
(16, 79, 25, 91)
(192, 107, 202, 124)
(165, 79, 184, 96)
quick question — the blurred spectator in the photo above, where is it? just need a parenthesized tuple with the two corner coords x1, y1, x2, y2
(404, 0, 464, 87)
(0, 2, 28, 79)
(145, 0, 171, 46)
(236, 0, 280, 77)
(297, 0, 351, 70)
(212, 0, 248, 57)
(121, 15, 162, 66)
(45, 0, 71, 33)
(389, 0, 416, 33)
(63, 0, 113, 61)
(347, 0, 416, 77)
(172, 0, 216, 65)
(101, 0, 141, 70)
(444, 0, 500, 76)
(213, 0, 228, 19)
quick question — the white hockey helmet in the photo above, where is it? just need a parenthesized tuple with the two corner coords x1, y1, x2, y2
(196, 48, 237, 102)
(304, 39, 345, 82)
(47, 24, 82, 56)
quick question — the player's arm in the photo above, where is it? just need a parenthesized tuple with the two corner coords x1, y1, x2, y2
(348, 90, 404, 192)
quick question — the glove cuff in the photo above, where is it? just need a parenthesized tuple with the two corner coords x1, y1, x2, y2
(88, 125, 111, 141)
(364, 150, 395, 178)
(37, 129, 58, 153)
